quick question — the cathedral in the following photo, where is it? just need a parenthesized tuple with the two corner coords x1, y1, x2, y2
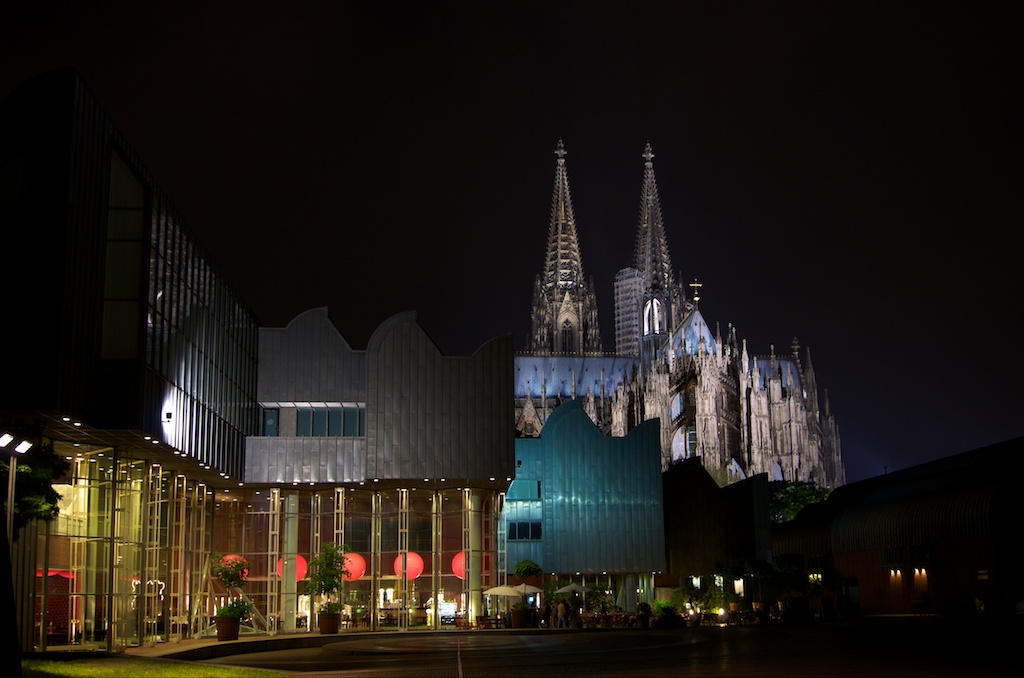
(516, 141, 845, 489)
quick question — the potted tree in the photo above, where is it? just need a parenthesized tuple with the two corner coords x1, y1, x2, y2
(511, 559, 542, 629)
(637, 601, 652, 629)
(304, 542, 350, 634)
(212, 554, 252, 641)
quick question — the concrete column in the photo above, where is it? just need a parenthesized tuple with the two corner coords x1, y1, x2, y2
(467, 490, 483, 623)
(282, 493, 298, 632)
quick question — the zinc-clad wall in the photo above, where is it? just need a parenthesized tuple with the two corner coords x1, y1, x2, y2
(245, 436, 366, 484)
(257, 307, 367, 404)
(2, 69, 259, 480)
(2, 69, 119, 415)
(512, 399, 666, 574)
(365, 312, 514, 481)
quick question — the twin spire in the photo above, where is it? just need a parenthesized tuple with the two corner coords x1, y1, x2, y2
(530, 139, 602, 354)
(530, 140, 686, 356)
(540, 139, 586, 294)
(634, 142, 676, 299)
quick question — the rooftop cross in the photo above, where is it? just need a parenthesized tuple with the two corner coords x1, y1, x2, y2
(689, 278, 702, 307)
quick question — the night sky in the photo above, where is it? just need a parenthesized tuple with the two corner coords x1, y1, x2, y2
(3, 2, 1021, 484)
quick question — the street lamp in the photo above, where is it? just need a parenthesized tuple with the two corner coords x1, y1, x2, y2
(0, 431, 29, 665)
(1, 432, 32, 549)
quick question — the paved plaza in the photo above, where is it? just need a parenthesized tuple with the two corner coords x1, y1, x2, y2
(124, 615, 1018, 677)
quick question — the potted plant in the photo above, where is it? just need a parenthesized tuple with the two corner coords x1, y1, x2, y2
(637, 601, 652, 629)
(214, 598, 253, 641)
(304, 542, 350, 634)
(511, 559, 542, 628)
(212, 553, 250, 641)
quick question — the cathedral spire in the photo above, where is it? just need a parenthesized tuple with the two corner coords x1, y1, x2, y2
(529, 140, 602, 354)
(631, 143, 685, 363)
(541, 139, 586, 294)
(633, 143, 676, 294)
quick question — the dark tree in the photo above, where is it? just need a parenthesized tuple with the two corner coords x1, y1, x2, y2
(768, 480, 831, 523)
(1, 443, 70, 541)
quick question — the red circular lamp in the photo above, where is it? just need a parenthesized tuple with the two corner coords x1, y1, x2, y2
(452, 552, 466, 580)
(393, 552, 424, 580)
(344, 552, 367, 582)
(276, 554, 308, 581)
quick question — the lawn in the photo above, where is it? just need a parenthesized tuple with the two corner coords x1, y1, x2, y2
(22, 656, 283, 677)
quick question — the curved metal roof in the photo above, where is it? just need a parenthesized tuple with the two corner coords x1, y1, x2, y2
(830, 484, 996, 552)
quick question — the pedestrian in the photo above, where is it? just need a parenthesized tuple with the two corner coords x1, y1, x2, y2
(556, 599, 567, 628)
(540, 600, 551, 628)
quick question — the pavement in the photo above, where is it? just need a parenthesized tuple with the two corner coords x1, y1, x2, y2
(111, 615, 1019, 677)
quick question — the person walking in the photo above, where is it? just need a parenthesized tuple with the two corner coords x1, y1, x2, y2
(556, 599, 567, 628)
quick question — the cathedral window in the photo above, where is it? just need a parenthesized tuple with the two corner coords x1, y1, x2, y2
(644, 299, 662, 335)
(560, 319, 575, 353)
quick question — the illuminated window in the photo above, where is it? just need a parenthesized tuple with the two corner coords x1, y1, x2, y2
(643, 298, 662, 335)
(560, 319, 574, 353)
(508, 521, 542, 540)
(297, 409, 312, 436)
(312, 409, 327, 436)
(296, 407, 365, 437)
(263, 409, 279, 436)
(343, 407, 366, 436)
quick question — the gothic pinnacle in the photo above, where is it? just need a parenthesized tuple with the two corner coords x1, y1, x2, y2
(555, 138, 566, 162)
(643, 142, 654, 164)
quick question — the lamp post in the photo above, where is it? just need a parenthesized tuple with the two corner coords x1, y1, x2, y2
(1, 432, 32, 551)
(1, 431, 30, 667)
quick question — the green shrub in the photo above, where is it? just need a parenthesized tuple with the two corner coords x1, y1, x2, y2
(217, 598, 252, 619)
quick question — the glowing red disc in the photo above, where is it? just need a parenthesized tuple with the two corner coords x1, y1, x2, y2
(344, 552, 366, 582)
(393, 551, 424, 580)
(276, 554, 308, 581)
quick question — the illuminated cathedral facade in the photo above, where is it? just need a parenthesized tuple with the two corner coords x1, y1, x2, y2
(516, 142, 845, 488)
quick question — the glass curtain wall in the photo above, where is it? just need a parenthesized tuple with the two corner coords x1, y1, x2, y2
(36, 479, 503, 649)
(35, 449, 213, 652)
(212, 486, 502, 634)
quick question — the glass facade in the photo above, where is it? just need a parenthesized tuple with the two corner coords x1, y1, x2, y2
(19, 132, 258, 652)
(37, 450, 214, 651)
(32, 455, 505, 649)
(144, 165, 258, 479)
(4, 70, 515, 653)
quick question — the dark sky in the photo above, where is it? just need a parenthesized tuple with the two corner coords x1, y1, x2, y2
(3, 1, 1021, 484)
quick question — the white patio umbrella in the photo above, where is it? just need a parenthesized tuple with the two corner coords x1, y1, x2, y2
(483, 585, 525, 597)
(554, 582, 590, 609)
(484, 583, 542, 617)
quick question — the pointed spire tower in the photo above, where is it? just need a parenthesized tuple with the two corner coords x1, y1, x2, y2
(530, 140, 602, 354)
(626, 142, 685, 361)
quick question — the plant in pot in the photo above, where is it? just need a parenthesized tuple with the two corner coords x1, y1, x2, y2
(212, 553, 251, 641)
(511, 559, 542, 628)
(637, 601, 652, 629)
(304, 542, 350, 634)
